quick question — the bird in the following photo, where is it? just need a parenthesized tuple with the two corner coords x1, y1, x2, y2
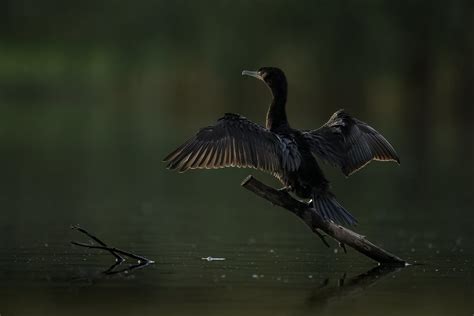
(163, 67, 399, 226)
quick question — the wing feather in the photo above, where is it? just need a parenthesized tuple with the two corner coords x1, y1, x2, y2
(303, 109, 399, 176)
(164, 113, 297, 175)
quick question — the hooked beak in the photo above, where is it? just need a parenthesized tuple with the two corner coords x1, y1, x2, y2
(242, 70, 263, 80)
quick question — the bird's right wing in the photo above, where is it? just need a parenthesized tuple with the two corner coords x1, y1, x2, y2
(303, 109, 399, 176)
(163, 113, 300, 175)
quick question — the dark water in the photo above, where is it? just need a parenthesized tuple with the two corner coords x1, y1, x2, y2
(0, 145, 472, 315)
(1, 221, 473, 316)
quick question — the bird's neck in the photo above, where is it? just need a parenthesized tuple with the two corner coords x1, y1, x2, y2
(266, 88, 289, 131)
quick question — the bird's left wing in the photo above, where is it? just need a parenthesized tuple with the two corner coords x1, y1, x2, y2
(303, 109, 400, 176)
(164, 113, 297, 175)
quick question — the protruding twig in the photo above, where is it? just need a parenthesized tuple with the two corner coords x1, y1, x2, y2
(71, 225, 124, 262)
(70, 241, 154, 263)
(241, 175, 406, 266)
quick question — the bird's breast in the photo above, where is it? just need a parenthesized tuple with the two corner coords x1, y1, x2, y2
(277, 134, 302, 173)
(276, 132, 329, 197)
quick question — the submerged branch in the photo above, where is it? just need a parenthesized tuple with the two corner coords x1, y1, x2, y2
(241, 175, 406, 266)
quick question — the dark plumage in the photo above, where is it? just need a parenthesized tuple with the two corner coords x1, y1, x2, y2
(164, 67, 400, 226)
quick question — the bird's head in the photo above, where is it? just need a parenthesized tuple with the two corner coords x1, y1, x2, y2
(242, 67, 287, 98)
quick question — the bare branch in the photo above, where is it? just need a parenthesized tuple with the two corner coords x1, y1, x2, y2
(71, 225, 124, 262)
(241, 175, 406, 266)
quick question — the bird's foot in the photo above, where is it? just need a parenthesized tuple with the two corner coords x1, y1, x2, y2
(278, 185, 293, 193)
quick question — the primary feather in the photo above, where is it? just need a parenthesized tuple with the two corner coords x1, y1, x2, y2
(164, 113, 301, 176)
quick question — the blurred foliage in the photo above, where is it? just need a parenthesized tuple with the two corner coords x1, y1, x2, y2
(0, 0, 473, 226)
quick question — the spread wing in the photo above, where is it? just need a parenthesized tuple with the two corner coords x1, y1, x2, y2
(164, 113, 300, 175)
(303, 109, 400, 176)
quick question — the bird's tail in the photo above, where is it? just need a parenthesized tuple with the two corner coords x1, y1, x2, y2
(312, 191, 358, 226)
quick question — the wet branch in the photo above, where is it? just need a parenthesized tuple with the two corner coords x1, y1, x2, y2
(241, 175, 406, 266)
(71, 226, 154, 265)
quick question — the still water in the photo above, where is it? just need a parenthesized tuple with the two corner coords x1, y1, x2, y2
(0, 141, 472, 315)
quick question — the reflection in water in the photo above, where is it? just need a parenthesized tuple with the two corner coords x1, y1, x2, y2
(102, 260, 153, 275)
(304, 265, 401, 313)
(71, 260, 154, 286)
(70, 253, 403, 313)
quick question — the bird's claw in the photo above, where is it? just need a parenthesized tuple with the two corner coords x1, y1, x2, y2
(278, 185, 293, 193)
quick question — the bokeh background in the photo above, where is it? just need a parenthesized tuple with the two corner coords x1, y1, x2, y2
(1, 1, 473, 315)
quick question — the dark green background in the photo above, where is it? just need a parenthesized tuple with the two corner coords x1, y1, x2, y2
(1, 1, 473, 315)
